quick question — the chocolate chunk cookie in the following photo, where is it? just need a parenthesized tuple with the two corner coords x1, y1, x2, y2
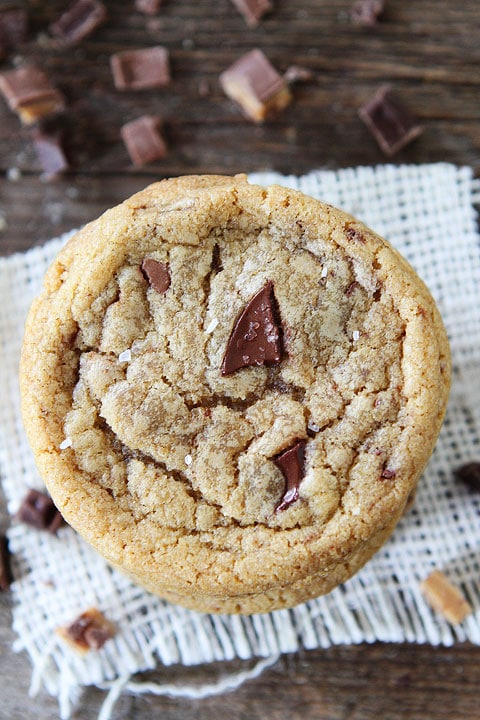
(20, 174, 450, 613)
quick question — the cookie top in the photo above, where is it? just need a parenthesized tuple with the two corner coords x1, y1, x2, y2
(20, 174, 450, 603)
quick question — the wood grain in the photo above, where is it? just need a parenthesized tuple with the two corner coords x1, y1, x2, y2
(1, 1, 479, 718)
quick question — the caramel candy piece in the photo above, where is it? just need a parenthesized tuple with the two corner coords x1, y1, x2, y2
(135, 0, 163, 14)
(141, 258, 171, 294)
(274, 440, 307, 513)
(0, 66, 65, 125)
(111, 46, 170, 90)
(16, 488, 65, 534)
(50, 0, 107, 46)
(230, 0, 272, 28)
(359, 85, 423, 156)
(220, 49, 291, 123)
(121, 115, 168, 166)
(221, 280, 282, 375)
(420, 570, 473, 625)
(57, 608, 116, 654)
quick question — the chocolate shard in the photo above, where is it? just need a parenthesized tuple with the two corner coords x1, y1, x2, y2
(135, 0, 163, 15)
(141, 257, 171, 294)
(0, 6, 28, 59)
(57, 608, 115, 654)
(0, 535, 13, 592)
(50, 0, 107, 46)
(359, 85, 423, 156)
(230, 0, 273, 28)
(33, 130, 69, 179)
(454, 462, 480, 492)
(110, 46, 170, 91)
(121, 115, 168, 166)
(16, 488, 65, 534)
(220, 49, 291, 123)
(221, 281, 283, 375)
(274, 440, 307, 513)
(0, 66, 65, 125)
(350, 0, 385, 26)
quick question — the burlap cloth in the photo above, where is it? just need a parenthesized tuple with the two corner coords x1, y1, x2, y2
(1, 164, 479, 718)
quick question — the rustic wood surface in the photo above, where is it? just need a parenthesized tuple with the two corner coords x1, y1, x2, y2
(1, 1, 479, 718)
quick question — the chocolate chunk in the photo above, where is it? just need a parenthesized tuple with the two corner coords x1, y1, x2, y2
(0, 535, 13, 592)
(50, 0, 107, 46)
(220, 49, 291, 123)
(230, 0, 272, 28)
(274, 440, 307, 513)
(16, 489, 65, 534)
(350, 0, 385, 26)
(121, 115, 168, 166)
(221, 281, 283, 375)
(454, 462, 480, 492)
(0, 6, 28, 59)
(141, 257, 170, 294)
(359, 86, 423, 156)
(0, 66, 65, 125)
(57, 608, 115, 654)
(135, 0, 163, 15)
(110, 46, 170, 91)
(381, 466, 396, 479)
(33, 130, 69, 179)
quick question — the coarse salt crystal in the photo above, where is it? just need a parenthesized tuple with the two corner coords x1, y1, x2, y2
(184, 454, 193, 466)
(352, 330, 360, 342)
(59, 437, 72, 450)
(352, 507, 361, 516)
(205, 318, 219, 334)
(321, 266, 328, 278)
(118, 349, 132, 363)
(308, 420, 320, 433)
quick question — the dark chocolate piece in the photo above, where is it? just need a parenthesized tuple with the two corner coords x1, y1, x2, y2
(0, 6, 28, 59)
(220, 49, 291, 123)
(381, 466, 396, 479)
(359, 85, 423, 156)
(274, 440, 307, 512)
(58, 608, 115, 653)
(350, 0, 385, 26)
(16, 489, 65, 533)
(221, 281, 282, 375)
(0, 535, 13, 592)
(454, 462, 480, 492)
(141, 257, 171, 294)
(230, 0, 272, 28)
(33, 130, 69, 179)
(0, 66, 65, 125)
(50, 0, 107, 46)
(121, 115, 168, 166)
(135, 0, 163, 15)
(110, 46, 170, 91)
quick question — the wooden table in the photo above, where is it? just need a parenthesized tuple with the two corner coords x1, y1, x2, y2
(1, 1, 479, 717)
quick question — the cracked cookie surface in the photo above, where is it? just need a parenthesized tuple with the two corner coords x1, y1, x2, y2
(20, 174, 450, 613)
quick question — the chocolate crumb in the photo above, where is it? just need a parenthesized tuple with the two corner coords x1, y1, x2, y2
(111, 46, 170, 91)
(230, 0, 273, 28)
(345, 226, 366, 243)
(57, 608, 115, 654)
(381, 466, 396, 480)
(274, 440, 307, 512)
(222, 280, 283, 375)
(0, 535, 13, 592)
(454, 462, 480, 492)
(359, 85, 423, 156)
(220, 49, 291, 123)
(16, 489, 65, 534)
(121, 115, 168, 166)
(350, 0, 385, 26)
(50, 0, 107, 46)
(141, 258, 171, 294)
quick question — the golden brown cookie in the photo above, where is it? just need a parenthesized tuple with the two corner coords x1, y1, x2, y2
(20, 174, 451, 614)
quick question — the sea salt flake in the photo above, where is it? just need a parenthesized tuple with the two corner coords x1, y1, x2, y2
(352, 330, 360, 342)
(308, 420, 320, 433)
(321, 266, 328, 278)
(205, 318, 219, 334)
(118, 349, 132, 363)
(184, 454, 192, 466)
(59, 437, 72, 450)
(352, 506, 361, 516)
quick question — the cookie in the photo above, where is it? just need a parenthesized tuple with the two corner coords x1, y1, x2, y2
(20, 174, 450, 614)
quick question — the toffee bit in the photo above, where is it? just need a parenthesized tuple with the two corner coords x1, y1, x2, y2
(57, 608, 116, 654)
(420, 570, 472, 625)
